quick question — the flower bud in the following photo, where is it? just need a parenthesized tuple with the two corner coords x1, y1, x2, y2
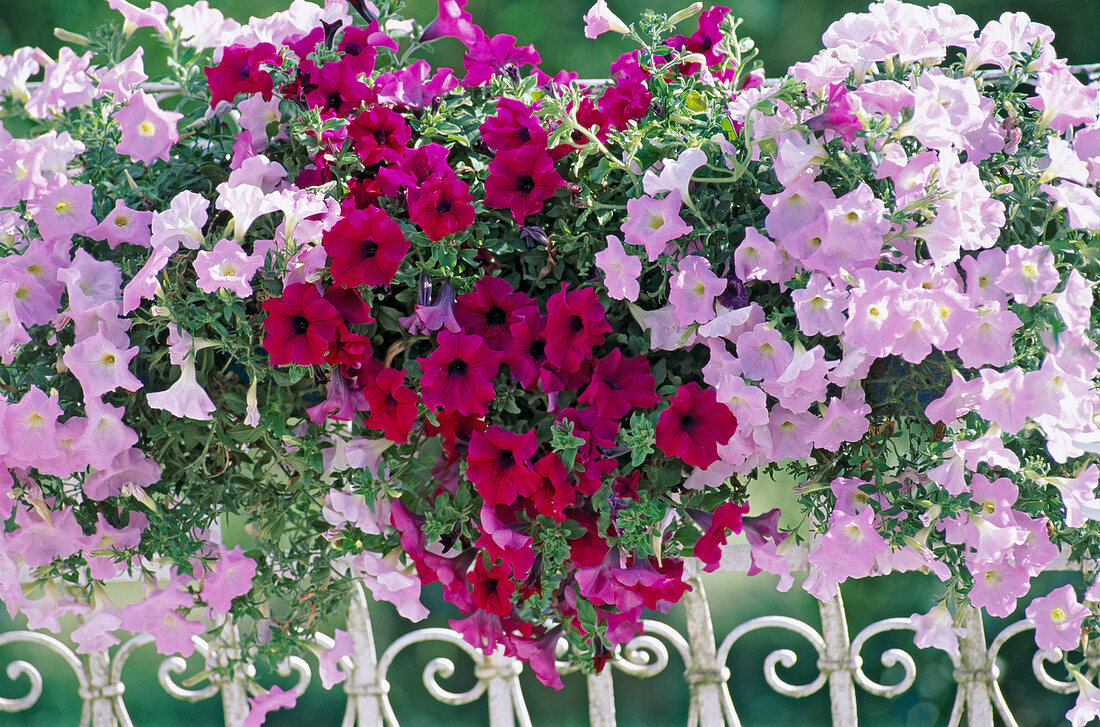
(668, 3, 703, 25)
(53, 28, 92, 46)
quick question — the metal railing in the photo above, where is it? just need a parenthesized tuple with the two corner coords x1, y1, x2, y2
(0, 544, 1086, 726)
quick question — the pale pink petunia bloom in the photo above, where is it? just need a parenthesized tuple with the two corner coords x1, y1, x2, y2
(959, 248, 1008, 304)
(842, 273, 903, 358)
(95, 48, 146, 102)
(762, 174, 834, 244)
(911, 603, 966, 659)
(697, 301, 765, 342)
(0, 281, 31, 364)
(773, 133, 827, 186)
(627, 303, 697, 351)
(122, 245, 174, 314)
(714, 376, 769, 428)
(0, 46, 47, 103)
(737, 323, 793, 382)
(805, 507, 888, 601)
(975, 366, 1039, 435)
(1041, 182, 1100, 231)
(966, 554, 1032, 618)
(734, 228, 783, 284)
(20, 582, 89, 633)
(767, 406, 817, 462)
(1068, 674, 1100, 727)
(1028, 65, 1098, 133)
(620, 190, 693, 261)
(350, 551, 430, 622)
(87, 199, 153, 248)
(924, 370, 981, 425)
(642, 148, 707, 198)
(147, 324, 216, 421)
(996, 244, 1060, 307)
(108, 0, 170, 36)
(215, 182, 272, 240)
(24, 48, 94, 119)
(236, 94, 284, 152)
(113, 90, 183, 165)
(0, 385, 62, 466)
(84, 447, 161, 500)
(63, 324, 143, 399)
(150, 190, 209, 250)
(200, 545, 257, 616)
(956, 302, 1021, 369)
(669, 255, 725, 325)
(1044, 465, 1100, 529)
(764, 344, 834, 411)
(583, 0, 628, 39)
(194, 238, 264, 297)
(323, 488, 388, 534)
(170, 1, 242, 50)
(811, 388, 871, 452)
(27, 180, 97, 243)
(5, 505, 84, 567)
(1053, 269, 1093, 335)
(963, 11, 1054, 73)
(71, 605, 123, 654)
(317, 628, 354, 689)
(120, 581, 203, 656)
(813, 182, 889, 270)
(594, 234, 641, 301)
(57, 248, 123, 310)
(792, 273, 848, 336)
(227, 155, 287, 193)
(75, 398, 138, 471)
(1039, 136, 1089, 185)
(890, 296, 945, 364)
(1026, 584, 1088, 652)
(242, 685, 297, 727)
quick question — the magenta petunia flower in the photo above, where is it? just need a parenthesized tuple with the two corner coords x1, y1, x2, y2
(362, 368, 419, 444)
(462, 33, 541, 87)
(691, 502, 750, 572)
(542, 284, 611, 374)
(204, 43, 281, 108)
(261, 283, 342, 366)
(466, 425, 540, 507)
(420, 0, 482, 47)
(501, 314, 548, 389)
(407, 173, 475, 241)
(418, 331, 500, 416)
(484, 145, 563, 225)
(479, 97, 548, 152)
(578, 349, 659, 419)
(322, 205, 409, 288)
(455, 275, 537, 352)
(348, 106, 411, 166)
(656, 382, 737, 469)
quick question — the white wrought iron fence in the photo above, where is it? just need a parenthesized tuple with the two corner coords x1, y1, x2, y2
(0, 543, 1086, 727)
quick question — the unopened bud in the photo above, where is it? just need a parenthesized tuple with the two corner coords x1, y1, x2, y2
(668, 2, 704, 25)
(54, 28, 91, 46)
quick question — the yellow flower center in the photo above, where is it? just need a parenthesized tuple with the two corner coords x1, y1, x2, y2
(810, 295, 826, 309)
(1022, 263, 1037, 278)
(99, 352, 117, 367)
(114, 214, 131, 228)
(1050, 607, 1066, 623)
(24, 412, 45, 428)
(138, 120, 156, 137)
(54, 199, 72, 215)
(647, 213, 665, 230)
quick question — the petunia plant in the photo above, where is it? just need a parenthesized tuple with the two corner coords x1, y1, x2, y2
(1, 0, 1100, 723)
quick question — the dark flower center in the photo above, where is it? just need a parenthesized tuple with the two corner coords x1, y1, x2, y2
(680, 413, 698, 433)
(516, 126, 531, 142)
(291, 315, 310, 335)
(236, 62, 253, 81)
(326, 91, 344, 109)
(516, 175, 535, 194)
(372, 127, 389, 144)
(486, 306, 507, 326)
(435, 199, 453, 214)
(344, 42, 363, 55)
(569, 315, 584, 333)
(529, 340, 545, 360)
(448, 359, 468, 376)
(361, 240, 378, 258)
(497, 449, 516, 469)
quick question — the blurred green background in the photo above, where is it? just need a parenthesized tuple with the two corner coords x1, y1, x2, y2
(0, 0, 1095, 725)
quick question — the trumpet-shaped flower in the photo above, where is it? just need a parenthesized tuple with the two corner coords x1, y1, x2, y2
(620, 190, 692, 261)
(194, 238, 264, 297)
(112, 90, 182, 165)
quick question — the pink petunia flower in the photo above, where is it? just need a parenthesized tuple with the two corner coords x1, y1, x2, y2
(669, 255, 725, 325)
(112, 90, 183, 165)
(194, 238, 264, 297)
(583, 0, 628, 39)
(63, 324, 143, 399)
(87, 199, 153, 248)
(620, 190, 692, 261)
(1026, 584, 1088, 652)
(594, 234, 641, 301)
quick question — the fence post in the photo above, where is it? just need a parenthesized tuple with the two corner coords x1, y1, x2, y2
(215, 625, 251, 727)
(682, 578, 728, 727)
(83, 649, 120, 727)
(957, 606, 995, 727)
(476, 651, 521, 727)
(817, 591, 858, 727)
(346, 582, 386, 727)
(586, 668, 616, 727)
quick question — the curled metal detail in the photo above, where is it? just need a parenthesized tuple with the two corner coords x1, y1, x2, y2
(275, 655, 313, 697)
(153, 636, 223, 703)
(717, 616, 828, 698)
(377, 628, 493, 707)
(0, 631, 88, 713)
(987, 620, 1076, 694)
(615, 634, 672, 679)
(849, 617, 920, 697)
